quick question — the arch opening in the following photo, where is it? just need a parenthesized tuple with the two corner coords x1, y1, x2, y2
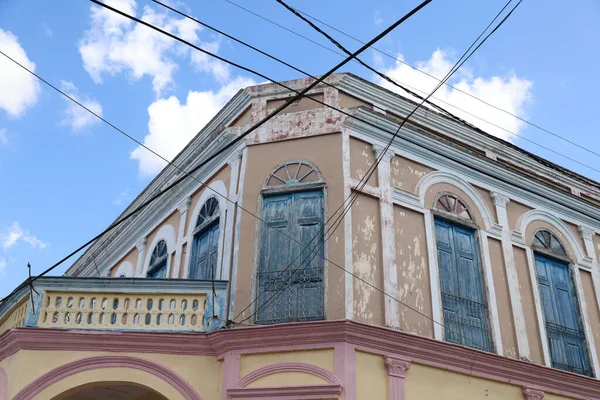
(53, 383, 167, 400)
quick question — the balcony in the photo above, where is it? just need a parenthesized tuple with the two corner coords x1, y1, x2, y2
(0, 277, 228, 336)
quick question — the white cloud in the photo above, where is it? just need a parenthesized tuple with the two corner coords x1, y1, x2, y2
(0, 29, 41, 118)
(113, 188, 133, 206)
(59, 80, 103, 131)
(43, 24, 53, 38)
(376, 49, 533, 141)
(131, 76, 255, 176)
(79, 0, 226, 95)
(374, 11, 384, 27)
(190, 39, 230, 83)
(0, 222, 48, 250)
(0, 258, 5, 277)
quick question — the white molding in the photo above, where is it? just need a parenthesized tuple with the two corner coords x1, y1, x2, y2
(491, 191, 530, 359)
(479, 231, 503, 356)
(134, 238, 147, 277)
(372, 144, 400, 329)
(516, 209, 592, 268)
(228, 146, 248, 318)
(342, 131, 354, 321)
(222, 151, 243, 282)
(525, 247, 552, 367)
(578, 226, 600, 324)
(572, 264, 600, 378)
(182, 180, 228, 280)
(424, 209, 443, 341)
(140, 224, 176, 278)
(416, 171, 500, 236)
(172, 196, 191, 279)
(113, 261, 134, 278)
(392, 188, 423, 213)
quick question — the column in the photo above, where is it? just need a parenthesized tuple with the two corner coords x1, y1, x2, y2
(384, 356, 411, 400)
(134, 237, 147, 277)
(522, 387, 544, 400)
(172, 196, 191, 279)
(342, 132, 354, 320)
(373, 144, 399, 329)
(221, 151, 243, 281)
(578, 226, 600, 311)
(491, 192, 530, 360)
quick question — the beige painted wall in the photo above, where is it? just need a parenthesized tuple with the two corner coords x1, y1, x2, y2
(394, 205, 432, 337)
(2, 350, 222, 400)
(514, 246, 544, 364)
(338, 92, 372, 110)
(110, 248, 138, 277)
(239, 348, 334, 377)
(488, 238, 518, 358)
(580, 270, 600, 365)
(506, 200, 533, 231)
(355, 351, 388, 400)
(352, 194, 384, 326)
(349, 137, 378, 187)
(266, 93, 324, 115)
(474, 185, 498, 223)
(233, 133, 346, 322)
(390, 155, 434, 192)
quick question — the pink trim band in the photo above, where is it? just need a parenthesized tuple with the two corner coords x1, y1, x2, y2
(233, 362, 341, 388)
(11, 355, 202, 400)
(522, 387, 545, 399)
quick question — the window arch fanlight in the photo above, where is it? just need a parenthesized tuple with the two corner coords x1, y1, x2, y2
(434, 192, 473, 221)
(147, 240, 168, 278)
(533, 229, 567, 257)
(264, 160, 323, 190)
(189, 196, 221, 280)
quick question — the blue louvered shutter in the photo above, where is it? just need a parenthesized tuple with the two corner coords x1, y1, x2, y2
(535, 255, 592, 376)
(257, 190, 324, 324)
(435, 218, 492, 351)
(190, 221, 219, 280)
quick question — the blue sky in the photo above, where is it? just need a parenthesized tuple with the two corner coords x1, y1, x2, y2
(0, 0, 598, 296)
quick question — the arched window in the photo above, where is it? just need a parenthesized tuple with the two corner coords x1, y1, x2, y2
(533, 229, 567, 256)
(189, 197, 220, 280)
(147, 240, 168, 278)
(434, 193, 473, 221)
(532, 229, 592, 376)
(433, 192, 492, 352)
(256, 161, 325, 325)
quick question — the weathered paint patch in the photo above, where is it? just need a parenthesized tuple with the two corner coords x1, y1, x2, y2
(349, 138, 377, 187)
(393, 205, 433, 337)
(391, 156, 435, 192)
(352, 196, 383, 325)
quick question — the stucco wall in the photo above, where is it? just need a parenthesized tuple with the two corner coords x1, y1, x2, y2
(580, 270, 600, 365)
(233, 133, 346, 322)
(239, 349, 334, 376)
(355, 351, 388, 400)
(110, 248, 137, 277)
(390, 155, 434, 192)
(349, 137, 378, 187)
(506, 200, 533, 231)
(488, 237, 518, 359)
(394, 205, 432, 337)
(474, 185, 498, 223)
(352, 194, 384, 326)
(338, 92, 372, 110)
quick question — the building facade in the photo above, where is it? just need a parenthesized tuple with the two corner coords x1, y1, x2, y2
(2, 73, 600, 399)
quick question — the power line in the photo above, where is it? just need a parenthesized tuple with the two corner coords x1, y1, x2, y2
(0, 0, 430, 307)
(155, 2, 600, 178)
(225, 0, 600, 162)
(237, 0, 522, 333)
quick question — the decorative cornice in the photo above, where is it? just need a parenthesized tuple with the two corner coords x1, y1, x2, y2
(177, 196, 192, 214)
(372, 143, 395, 163)
(384, 356, 411, 378)
(2, 320, 600, 399)
(522, 387, 545, 400)
(491, 191, 510, 208)
(233, 362, 341, 388)
(579, 226, 595, 241)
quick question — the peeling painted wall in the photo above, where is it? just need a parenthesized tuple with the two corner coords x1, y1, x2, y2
(234, 133, 346, 322)
(488, 238, 518, 358)
(390, 155, 434, 192)
(349, 137, 378, 187)
(266, 93, 324, 115)
(352, 194, 384, 326)
(394, 205, 432, 337)
(514, 246, 544, 364)
(506, 200, 533, 231)
(579, 270, 600, 366)
(594, 234, 600, 261)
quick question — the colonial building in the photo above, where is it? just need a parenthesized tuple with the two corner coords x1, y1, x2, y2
(2, 73, 600, 399)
